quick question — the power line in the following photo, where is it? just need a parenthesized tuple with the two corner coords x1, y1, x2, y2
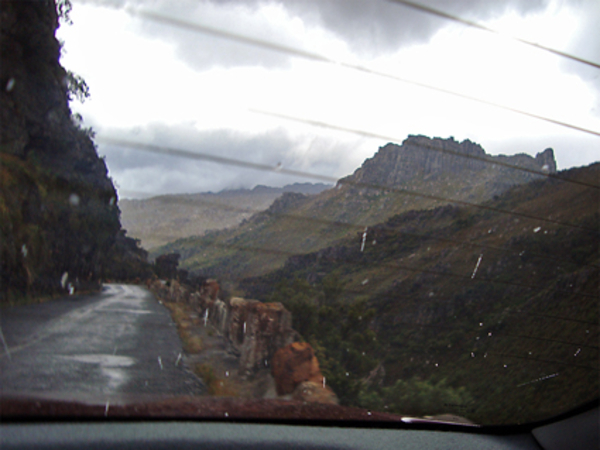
(130, 8, 600, 138)
(387, 0, 600, 70)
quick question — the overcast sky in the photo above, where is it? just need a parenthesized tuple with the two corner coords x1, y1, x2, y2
(57, 0, 600, 199)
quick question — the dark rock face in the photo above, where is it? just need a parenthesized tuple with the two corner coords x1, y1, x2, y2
(0, 1, 121, 301)
(198, 294, 300, 375)
(340, 135, 557, 189)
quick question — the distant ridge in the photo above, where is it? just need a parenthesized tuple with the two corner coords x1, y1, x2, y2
(342, 135, 556, 190)
(120, 183, 331, 250)
(157, 135, 561, 283)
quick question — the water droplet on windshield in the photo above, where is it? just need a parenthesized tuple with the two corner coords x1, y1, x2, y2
(21, 244, 27, 257)
(361, 279, 369, 285)
(471, 352, 475, 357)
(360, 227, 368, 252)
(574, 348, 581, 357)
(479, 323, 483, 327)
(533, 227, 541, 233)
(488, 332, 492, 336)
(471, 255, 483, 278)
(224, 412, 229, 417)
(225, 371, 229, 377)
(157, 356, 163, 370)
(323, 377, 326, 388)
(203, 309, 209, 327)
(367, 410, 372, 416)
(6, 78, 15, 92)
(504, 364, 508, 368)
(69, 193, 80, 206)
(60, 272, 68, 289)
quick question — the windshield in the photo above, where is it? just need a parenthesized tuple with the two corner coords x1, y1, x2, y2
(1, 0, 598, 427)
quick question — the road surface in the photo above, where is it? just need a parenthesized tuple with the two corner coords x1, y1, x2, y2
(0, 284, 204, 404)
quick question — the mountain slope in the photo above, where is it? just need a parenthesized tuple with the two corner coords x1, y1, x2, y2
(159, 135, 558, 283)
(0, 1, 146, 302)
(240, 163, 599, 424)
(121, 183, 331, 250)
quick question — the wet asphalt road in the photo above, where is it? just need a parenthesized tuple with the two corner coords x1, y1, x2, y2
(0, 284, 204, 404)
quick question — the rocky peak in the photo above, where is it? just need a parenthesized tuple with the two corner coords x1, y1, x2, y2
(339, 135, 557, 189)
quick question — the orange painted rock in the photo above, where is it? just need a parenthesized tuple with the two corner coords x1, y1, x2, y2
(271, 342, 324, 396)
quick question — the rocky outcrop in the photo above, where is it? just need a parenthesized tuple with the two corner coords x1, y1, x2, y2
(148, 278, 340, 403)
(340, 135, 557, 190)
(271, 342, 323, 395)
(271, 342, 338, 404)
(1, 1, 124, 301)
(198, 293, 300, 376)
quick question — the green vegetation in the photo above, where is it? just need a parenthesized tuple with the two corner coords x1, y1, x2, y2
(358, 378, 474, 417)
(238, 164, 599, 424)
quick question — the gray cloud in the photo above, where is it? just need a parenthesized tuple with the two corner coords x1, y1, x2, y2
(203, 0, 551, 57)
(97, 124, 354, 198)
(81, 0, 552, 68)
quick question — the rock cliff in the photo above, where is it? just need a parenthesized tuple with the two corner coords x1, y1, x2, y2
(341, 135, 556, 190)
(0, 1, 127, 301)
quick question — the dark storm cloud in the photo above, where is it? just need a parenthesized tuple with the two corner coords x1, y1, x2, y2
(279, 0, 550, 56)
(202, 0, 551, 56)
(96, 124, 347, 197)
(79, 0, 552, 68)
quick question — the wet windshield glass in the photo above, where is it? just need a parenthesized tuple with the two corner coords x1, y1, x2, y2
(1, 0, 598, 426)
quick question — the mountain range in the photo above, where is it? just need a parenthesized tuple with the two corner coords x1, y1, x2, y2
(153, 133, 598, 424)
(156, 135, 559, 284)
(238, 161, 599, 424)
(120, 183, 331, 250)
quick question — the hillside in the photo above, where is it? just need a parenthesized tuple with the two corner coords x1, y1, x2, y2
(121, 183, 331, 250)
(0, 1, 147, 303)
(240, 163, 599, 424)
(158, 135, 558, 283)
